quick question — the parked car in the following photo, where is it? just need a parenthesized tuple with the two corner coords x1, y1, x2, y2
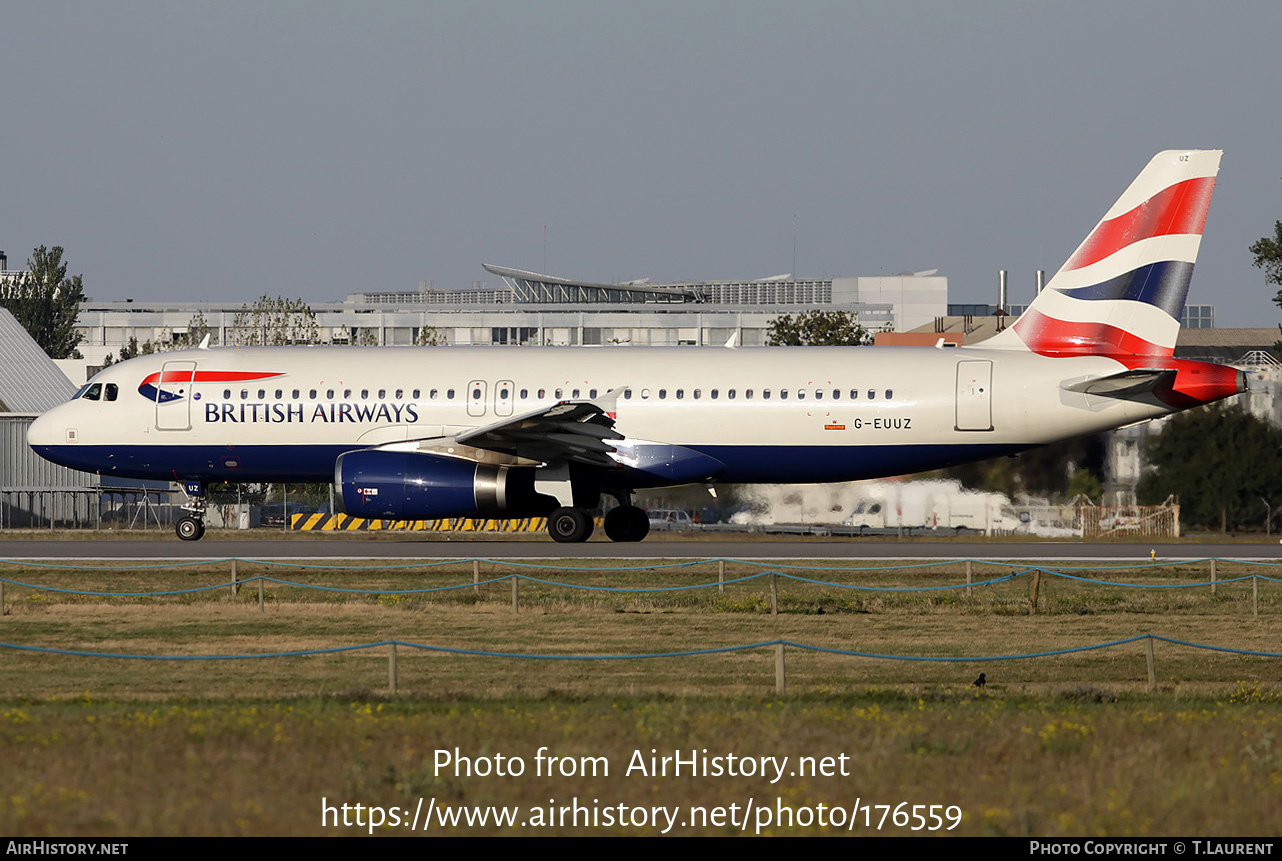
(647, 509, 697, 531)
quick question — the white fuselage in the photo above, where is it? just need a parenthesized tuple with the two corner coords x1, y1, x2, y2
(28, 344, 1169, 486)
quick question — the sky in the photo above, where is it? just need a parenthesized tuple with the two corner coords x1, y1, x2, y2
(1, 1, 1280, 325)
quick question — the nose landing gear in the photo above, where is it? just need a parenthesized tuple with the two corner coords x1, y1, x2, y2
(175, 480, 207, 541)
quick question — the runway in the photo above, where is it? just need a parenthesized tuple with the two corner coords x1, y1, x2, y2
(1, 535, 1280, 561)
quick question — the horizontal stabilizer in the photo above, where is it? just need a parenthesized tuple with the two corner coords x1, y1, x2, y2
(1061, 368, 1176, 398)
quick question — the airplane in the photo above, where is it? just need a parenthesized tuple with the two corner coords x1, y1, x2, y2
(28, 150, 1243, 543)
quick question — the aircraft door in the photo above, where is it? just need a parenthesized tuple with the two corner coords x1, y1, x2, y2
(955, 360, 993, 432)
(155, 360, 197, 431)
(467, 380, 487, 418)
(495, 379, 514, 417)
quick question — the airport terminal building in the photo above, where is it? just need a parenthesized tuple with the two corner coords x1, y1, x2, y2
(69, 266, 948, 364)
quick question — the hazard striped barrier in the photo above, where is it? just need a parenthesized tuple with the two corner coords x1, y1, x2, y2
(289, 513, 604, 533)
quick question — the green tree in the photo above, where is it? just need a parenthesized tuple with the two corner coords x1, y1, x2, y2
(416, 325, 446, 346)
(1249, 220, 1282, 351)
(766, 310, 871, 346)
(174, 311, 214, 348)
(0, 246, 86, 358)
(231, 295, 319, 346)
(1137, 403, 1282, 531)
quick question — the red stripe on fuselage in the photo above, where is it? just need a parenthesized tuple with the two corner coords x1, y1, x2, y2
(1064, 176, 1215, 272)
(141, 370, 286, 385)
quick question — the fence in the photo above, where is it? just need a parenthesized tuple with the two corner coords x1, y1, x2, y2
(1, 556, 1279, 694)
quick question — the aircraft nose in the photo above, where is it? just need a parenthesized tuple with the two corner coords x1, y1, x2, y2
(27, 407, 67, 449)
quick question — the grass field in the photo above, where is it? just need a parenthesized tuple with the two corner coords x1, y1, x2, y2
(1, 557, 1280, 836)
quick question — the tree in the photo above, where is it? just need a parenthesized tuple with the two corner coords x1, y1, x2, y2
(174, 311, 214, 348)
(0, 246, 86, 358)
(231, 295, 319, 346)
(766, 310, 871, 346)
(416, 325, 446, 346)
(1137, 403, 1282, 531)
(1250, 220, 1282, 350)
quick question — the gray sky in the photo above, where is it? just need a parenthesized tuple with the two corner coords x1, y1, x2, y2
(2, 1, 1279, 325)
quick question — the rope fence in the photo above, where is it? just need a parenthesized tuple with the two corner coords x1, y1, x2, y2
(0, 557, 1278, 617)
(2, 634, 1278, 695)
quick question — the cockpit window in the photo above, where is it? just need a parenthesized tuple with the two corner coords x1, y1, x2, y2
(104, 383, 118, 402)
(82, 383, 102, 401)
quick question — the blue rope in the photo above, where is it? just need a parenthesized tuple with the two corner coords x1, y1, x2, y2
(5, 633, 1279, 663)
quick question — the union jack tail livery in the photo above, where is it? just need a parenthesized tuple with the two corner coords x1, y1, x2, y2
(987, 149, 1221, 357)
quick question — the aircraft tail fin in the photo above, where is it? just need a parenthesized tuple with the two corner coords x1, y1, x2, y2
(985, 150, 1221, 357)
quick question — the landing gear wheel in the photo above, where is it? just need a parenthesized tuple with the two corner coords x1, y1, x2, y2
(604, 506, 650, 542)
(176, 516, 206, 542)
(548, 507, 593, 543)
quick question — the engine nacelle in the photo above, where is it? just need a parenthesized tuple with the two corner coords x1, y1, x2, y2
(335, 450, 546, 520)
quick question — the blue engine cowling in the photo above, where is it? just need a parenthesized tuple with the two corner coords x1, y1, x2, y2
(335, 450, 546, 520)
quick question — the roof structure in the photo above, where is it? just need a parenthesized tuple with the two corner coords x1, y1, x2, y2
(0, 308, 79, 414)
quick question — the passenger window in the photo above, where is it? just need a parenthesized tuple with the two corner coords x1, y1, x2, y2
(539, 388, 547, 399)
(676, 389, 684, 400)
(519, 388, 527, 399)
(378, 389, 385, 399)
(745, 389, 753, 399)
(447, 389, 455, 399)
(104, 383, 118, 402)
(850, 389, 858, 400)
(589, 388, 597, 398)
(395, 388, 403, 399)
(885, 389, 893, 399)
(797, 390, 805, 400)
(412, 389, 421, 399)
(309, 389, 317, 399)
(868, 390, 875, 400)
(572, 389, 580, 398)
(344, 389, 352, 399)
(623, 389, 632, 400)
(500, 386, 510, 399)
(762, 389, 771, 400)
(641, 389, 650, 399)
(429, 389, 438, 400)
(711, 389, 718, 399)
(241, 389, 249, 400)
(781, 389, 789, 400)
(362, 389, 370, 399)
(223, 389, 231, 399)
(327, 390, 335, 399)
(728, 389, 736, 400)
(833, 389, 840, 399)
(815, 389, 823, 400)
(275, 389, 283, 399)
(555, 388, 563, 399)
(472, 387, 482, 399)
(292, 389, 300, 399)
(258, 389, 266, 399)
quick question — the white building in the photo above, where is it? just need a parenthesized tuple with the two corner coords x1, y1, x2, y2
(70, 266, 948, 365)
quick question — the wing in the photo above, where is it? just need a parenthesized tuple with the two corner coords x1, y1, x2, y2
(454, 395, 624, 468)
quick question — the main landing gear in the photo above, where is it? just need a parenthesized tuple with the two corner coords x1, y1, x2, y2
(175, 480, 207, 542)
(546, 501, 650, 544)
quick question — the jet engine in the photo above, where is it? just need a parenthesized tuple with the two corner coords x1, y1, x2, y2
(335, 450, 550, 520)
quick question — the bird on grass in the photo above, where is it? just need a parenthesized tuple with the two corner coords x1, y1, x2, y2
(972, 673, 986, 689)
